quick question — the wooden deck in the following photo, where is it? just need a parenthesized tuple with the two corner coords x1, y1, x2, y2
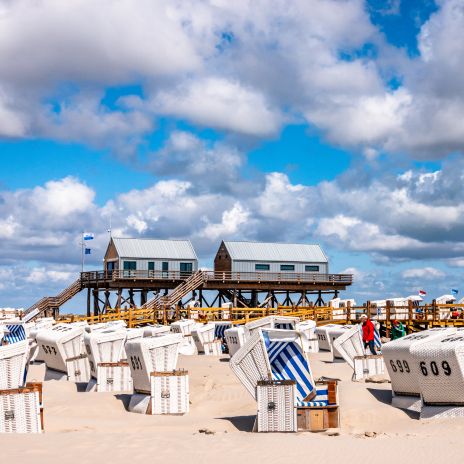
(80, 269, 353, 291)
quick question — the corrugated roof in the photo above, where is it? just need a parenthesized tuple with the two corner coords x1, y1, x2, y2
(112, 238, 198, 260)
(222, 241, 328, 263)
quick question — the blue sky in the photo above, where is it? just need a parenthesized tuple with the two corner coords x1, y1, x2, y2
(1, 0, 464, 311)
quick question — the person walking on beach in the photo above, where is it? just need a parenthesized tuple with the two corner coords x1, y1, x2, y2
(391, 320, 405, 340)
(360, 314, 376, 355)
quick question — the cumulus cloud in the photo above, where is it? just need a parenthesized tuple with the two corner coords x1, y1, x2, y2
(154, 78, 282, 136)
(401, 267, 446, 280)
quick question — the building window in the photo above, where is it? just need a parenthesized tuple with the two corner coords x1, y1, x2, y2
(162, 261, 169, 277)
(107, 261, 115, 272)
(255, 264, 270, 271)
(180, 262, 193, 276)
(280, 264, 295, 271)
(305, 265, 320, 272)
(123, 261, 136, 277)
(148, 262, 155, 271)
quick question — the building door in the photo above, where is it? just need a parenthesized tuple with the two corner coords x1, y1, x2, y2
(180, 262, 193, 277)
(123, 261, 136, 277)
(162, 261, 169, 277)
(148, 261, 155, 277)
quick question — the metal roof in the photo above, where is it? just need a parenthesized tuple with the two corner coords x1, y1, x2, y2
(222, 241, 328, 263)
(111, 238, 198, 260)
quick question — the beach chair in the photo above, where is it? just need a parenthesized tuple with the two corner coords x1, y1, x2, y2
(244, 316, 300, 338)
(230, 329, 315, 400)
(171, 319, 197, 353)
(191, 324, 221, 355)
(0, 340, 28, 390)
(231, 329, 338, 432)
(214, 322, 232, 353)
(314, 324, 341, 351)
(143, 326, 171, 337)
(325, 325, 353, 361)
(409, 329, 464, 418)
(36, 325, 86, 380)
(120, 328, 145, 361)
(126, 335, 189, 415)
(0, 382, 43, 433)
(382, 327, 456, 411)
(84, 329, 130, 392)
(296, 320, 318, 353)
(224, 326, 246, 357)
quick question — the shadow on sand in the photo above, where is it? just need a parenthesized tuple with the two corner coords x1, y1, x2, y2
(115, 393, 132, 411)
(217, 415, 255, 432)
(366, 388, 419, 419)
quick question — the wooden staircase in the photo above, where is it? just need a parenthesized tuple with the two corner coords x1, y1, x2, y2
(142, 270, 208, 310)
(23, 278, 82, 320)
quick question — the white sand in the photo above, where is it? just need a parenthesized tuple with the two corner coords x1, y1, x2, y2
(2, 351, 463, 464)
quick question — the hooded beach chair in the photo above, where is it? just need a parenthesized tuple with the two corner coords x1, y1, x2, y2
(84, 328, 130, 392)
(126, 334, 189, 415)
(191, 323, 222, 355)
(214, 322, 233, 353)
(244, 316, 300, 339)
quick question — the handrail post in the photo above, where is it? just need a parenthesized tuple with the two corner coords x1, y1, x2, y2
(432, 299, 437, 324)
(346, 300, 351, 324)
(386, 301, 391, 337)
(408, 299, 413, 325)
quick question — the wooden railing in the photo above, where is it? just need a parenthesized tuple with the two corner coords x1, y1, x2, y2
(55, 302, 464, 329)
(80, 269, 353, 284)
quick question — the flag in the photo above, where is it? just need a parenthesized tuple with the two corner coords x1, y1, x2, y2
(85, 248, 91, 255)
(419, 290, 426, 296)
(452, 289, 459, 295)
(83, 232, 94, 240)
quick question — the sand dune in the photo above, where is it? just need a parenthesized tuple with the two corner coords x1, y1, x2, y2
(2, 351, 463, 464)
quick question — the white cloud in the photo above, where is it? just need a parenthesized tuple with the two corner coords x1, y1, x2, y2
(202, 202, 250, 240)
(402, 267, 446, 280)
(154, 77, 282, 136)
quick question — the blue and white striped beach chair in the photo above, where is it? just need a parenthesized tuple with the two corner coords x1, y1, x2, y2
(262, 330, 316, 404)
(214, 322, 233, 353)
(4, 324, 26, 344)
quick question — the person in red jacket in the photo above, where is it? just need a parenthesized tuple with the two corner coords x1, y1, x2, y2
(360, 314, 376, 355)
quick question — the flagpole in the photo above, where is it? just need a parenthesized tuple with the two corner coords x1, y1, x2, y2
(81, 232, 84, 273)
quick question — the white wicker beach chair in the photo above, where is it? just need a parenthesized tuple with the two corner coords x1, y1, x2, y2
(87, 362, 133, 393)
(383, 327, 457, 410)
(120, 328, 145, 360)
(0, 341, 28, 390)
(409, 329, 464, 417)
(170, 319, 197, 336)
(84, 329, 127, 378)
(0, 383, 42, 433)
(314, 324, 343, 351)
(244, 316, 300, 339)
(36, 324, 86, 374)
(143, 326, 171, 337)
(224, 326, 246, 357)
(126, 334, 182, 393)
(128, 369, 189, 415)
(326, 325, 353, 360)
(191, 323, 216, 354)
(332, 325, 364, 368)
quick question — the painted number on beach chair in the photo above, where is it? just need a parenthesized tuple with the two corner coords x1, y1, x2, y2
(419, 361, 452, 376)
(389, 359, 410, 373)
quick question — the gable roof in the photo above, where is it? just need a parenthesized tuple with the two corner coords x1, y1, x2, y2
(110, 238, 198, 260)
(222, 241, 328, 263)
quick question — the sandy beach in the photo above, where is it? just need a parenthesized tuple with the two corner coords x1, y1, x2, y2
(1, 351, 461, 464)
